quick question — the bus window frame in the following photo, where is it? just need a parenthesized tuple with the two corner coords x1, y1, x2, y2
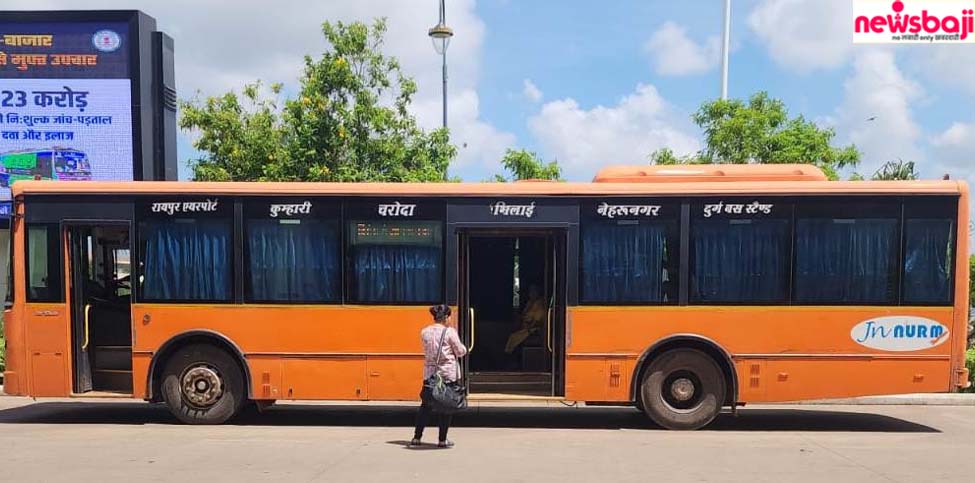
(24, 222, 64, 303)
(343, 198, 447, 306)
(900, 196, 959, 306)
(241, 197, 343, 305)
(577, 197, 681, 306)
(688, 196, 794, 306)
(134, 197, 236, 304)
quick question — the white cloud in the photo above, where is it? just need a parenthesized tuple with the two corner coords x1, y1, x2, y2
(910, 45, 975, 98)
(644, 21, 721, 76)
(748, 0, 852, 73)
(930, 121, 975, 178)
(836, 50, 924, 175)
(528, 84, 700, 181)
(5, 0, 515, 180)
(522, 79, 543, 103)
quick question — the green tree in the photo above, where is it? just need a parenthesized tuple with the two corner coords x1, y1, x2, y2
(647, 147, 703, 165)
(181, 82, 289, 181)
(649, 92, 861, 179)
(493, 148, 563, 182)
(871, 159, 919, 180)
(181, 18, 455, 182)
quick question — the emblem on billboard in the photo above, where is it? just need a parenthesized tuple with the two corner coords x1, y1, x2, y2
(850, 316, 949, 351)
(92, 30, 122, 52)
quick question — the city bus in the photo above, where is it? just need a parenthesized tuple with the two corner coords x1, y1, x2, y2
(2, 164, 969, 429)
(0, 148, 93, 187)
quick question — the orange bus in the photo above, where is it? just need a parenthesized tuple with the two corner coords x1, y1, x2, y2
(2, 164, 969, 429)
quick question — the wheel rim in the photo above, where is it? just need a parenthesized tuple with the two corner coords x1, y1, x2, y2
(661, 370, 703, 411)
(180, 364, 224, 409)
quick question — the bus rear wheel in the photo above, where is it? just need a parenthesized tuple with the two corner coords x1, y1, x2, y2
(640, 348, 726, 430)
(161, 344, 245, 425)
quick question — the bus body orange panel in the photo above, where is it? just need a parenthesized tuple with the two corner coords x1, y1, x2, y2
(2, 309, 23, 395)
(2, 205, 27, 396)
(131, 305, 431, 402)
(568, 306, 954, 403)
(951, 185, 971, 388)
(22, 303, 72, 396)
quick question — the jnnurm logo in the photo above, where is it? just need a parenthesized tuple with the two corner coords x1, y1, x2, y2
(850, 316, 949, 351)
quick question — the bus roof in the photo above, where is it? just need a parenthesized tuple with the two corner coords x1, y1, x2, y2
(11, 178, 966, 197)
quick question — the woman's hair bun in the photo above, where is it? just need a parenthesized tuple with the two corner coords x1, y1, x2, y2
(429, 304, 452, 320)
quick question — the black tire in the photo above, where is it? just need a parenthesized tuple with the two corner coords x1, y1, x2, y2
(640, 348, 726, 430)
(161, 344, 246, 425)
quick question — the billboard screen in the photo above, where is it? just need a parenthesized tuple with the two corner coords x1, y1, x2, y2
(0, 21, 133, 204)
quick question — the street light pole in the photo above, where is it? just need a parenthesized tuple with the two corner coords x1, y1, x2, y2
(721, 0, 731, 100)
(429, 0, 453, 129)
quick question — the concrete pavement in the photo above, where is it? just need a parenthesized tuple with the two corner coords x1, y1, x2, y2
(0, 396, 973, 482)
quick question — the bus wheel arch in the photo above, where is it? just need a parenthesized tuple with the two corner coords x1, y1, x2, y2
(631, 335, 738, 417)
(147, 330, 252, 404)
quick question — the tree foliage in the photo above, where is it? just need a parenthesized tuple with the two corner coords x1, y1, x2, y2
(969, 254, 975, 351)
(649, 92, 861, 180)
(181, 18, 455, 182)
(870, 159, 919, 180)
(493, 149, 563, 182)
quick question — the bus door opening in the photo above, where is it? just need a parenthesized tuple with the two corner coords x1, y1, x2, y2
(460, 229, 566, 397)
(66, 224, 133, 394)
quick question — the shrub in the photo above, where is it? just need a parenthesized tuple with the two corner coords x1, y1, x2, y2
(965, 348, 975, 394)
(0, 315, 4, 376)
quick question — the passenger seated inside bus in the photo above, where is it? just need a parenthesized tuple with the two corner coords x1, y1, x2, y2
(504, 285, 546, 354)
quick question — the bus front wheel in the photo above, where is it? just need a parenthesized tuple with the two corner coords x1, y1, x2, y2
(640, 348, 726, 430)
(161, 344, 245, 425)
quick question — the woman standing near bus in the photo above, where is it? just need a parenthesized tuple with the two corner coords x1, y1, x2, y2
(411, 305, 468, 448)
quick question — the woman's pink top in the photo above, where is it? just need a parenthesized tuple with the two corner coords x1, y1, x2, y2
(421, 324, 468, 382)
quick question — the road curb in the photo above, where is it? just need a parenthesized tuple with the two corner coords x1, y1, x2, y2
(2, 385, 973, 406)
(788, 393, 975, 406)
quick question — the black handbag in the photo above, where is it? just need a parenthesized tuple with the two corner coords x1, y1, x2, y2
(420, 326, 467, 414)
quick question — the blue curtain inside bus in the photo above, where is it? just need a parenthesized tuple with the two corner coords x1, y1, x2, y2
(141, 219, 232, 301)
(247, 219, 340, 302)
(692, 219, 789, 303)
(581, 222, 668, 303)
(794, 218, 897, 303)
(903, 219, 953, 304)
(353, 245, 442, 303)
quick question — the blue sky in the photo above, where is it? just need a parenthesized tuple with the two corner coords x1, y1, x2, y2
(468, 0, 974, 182)
(16, 0, 971, 184)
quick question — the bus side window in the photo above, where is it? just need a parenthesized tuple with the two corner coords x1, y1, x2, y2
(26, 224, 63, 303)
(793, 201, 899, 305)
(580, 216, 680, 305)
(689, 200, 790, 304)
(138, 216, 233, 302)
(243, 199, 341, 303)
(902, 199, 956, 305)
(347, 219, 443, 304)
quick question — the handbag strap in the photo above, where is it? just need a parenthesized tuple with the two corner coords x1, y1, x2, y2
(433, 325, 448, 367)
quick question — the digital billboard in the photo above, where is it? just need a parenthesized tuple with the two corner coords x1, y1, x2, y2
(0, 20, 135, 204)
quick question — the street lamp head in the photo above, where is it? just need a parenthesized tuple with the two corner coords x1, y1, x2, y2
(428, 22, 453, 55)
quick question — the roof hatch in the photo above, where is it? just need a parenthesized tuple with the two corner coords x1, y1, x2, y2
(592, 164, 828, 183)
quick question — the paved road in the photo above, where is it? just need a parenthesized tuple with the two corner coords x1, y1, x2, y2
(0, 396, 971, 482)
